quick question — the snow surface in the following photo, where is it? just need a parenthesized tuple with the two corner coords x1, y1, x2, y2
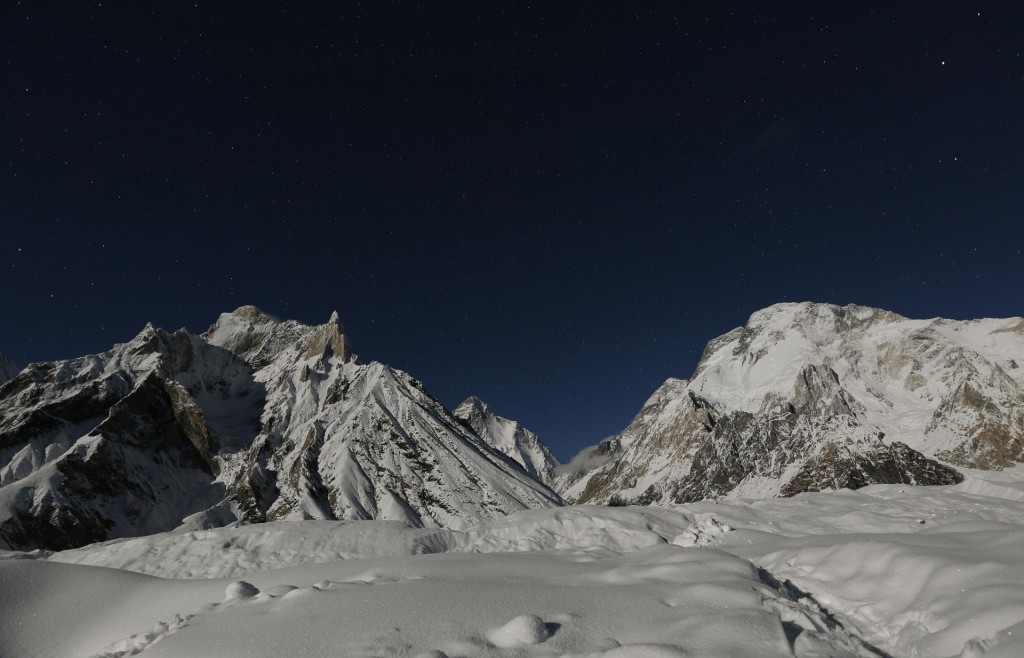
(4, 468, 1024, 657)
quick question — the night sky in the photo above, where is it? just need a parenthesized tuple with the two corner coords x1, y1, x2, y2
(3, 3, 1022, 460)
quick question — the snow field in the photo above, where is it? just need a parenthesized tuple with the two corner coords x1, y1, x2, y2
(4, 470, 1024, 656)
(3, 535, 870, 657)
(117, 547, 864, 657)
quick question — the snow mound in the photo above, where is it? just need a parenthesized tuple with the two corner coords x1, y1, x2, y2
(2, 544, 875, 658)
(224, 580, 259, 600)
(955, 475, 1024, 502)
(732, 520, 1024, 656)
(486, 614, 552, 647)
(453, 505, 695, 555)
(671, 512, 733, 547)
(48, 507, 702, 578)
(48, 520, 451, 578)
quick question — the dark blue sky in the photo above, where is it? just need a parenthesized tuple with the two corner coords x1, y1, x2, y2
(2, 3, 1022, 460)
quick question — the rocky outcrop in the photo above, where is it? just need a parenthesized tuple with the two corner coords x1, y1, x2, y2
(0, 372, 224, 550)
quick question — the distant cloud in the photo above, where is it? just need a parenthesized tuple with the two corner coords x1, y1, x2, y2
(554, 438, 617, 477)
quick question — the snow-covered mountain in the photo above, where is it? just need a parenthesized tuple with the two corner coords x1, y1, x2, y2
(563, 302, 1023, 504)
(453, 396, 559, 486)
(0, 307, 562, 550)
(0, 355, 17, 386)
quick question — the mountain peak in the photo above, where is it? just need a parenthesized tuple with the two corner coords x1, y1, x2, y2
(303, 312, 353, 362)
(746, 302, 907, 335)
(0, 310, 561, 551)
(205, 307, 301, 369)
(455, 396, 490, 416)
(453, 396, 560, 487)
(128, 322, 167, 348)
(229, 305, 277, 323)
(563, 303, 1024, 506)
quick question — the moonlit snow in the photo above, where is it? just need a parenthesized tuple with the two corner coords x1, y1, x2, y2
(1, 469, 1023, 657)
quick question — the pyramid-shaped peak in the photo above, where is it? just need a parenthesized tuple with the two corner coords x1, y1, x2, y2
(455, 396, 492, 416)
(464, 395, 488, 409)
(131, 321, 163, 342)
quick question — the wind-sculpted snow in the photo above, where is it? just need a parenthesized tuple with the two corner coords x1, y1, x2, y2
(48, 520, 453, 578)
(6, 469, 1024, 656)
(7, 537, 878, 658)
(746, 522, 1024, 657)
(564, 302, 1023, 505)
(46, 506, 702, 578)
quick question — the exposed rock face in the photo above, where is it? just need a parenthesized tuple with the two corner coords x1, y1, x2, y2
(0, 307, 562, 550)
(563, 303, 1022, 504)
(453, 396, 559, 486)
(0, 328, 249, 550)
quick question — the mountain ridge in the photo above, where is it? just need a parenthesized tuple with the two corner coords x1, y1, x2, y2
(0, 306, 562, 550)
(561, 302, 1022, 504)
(3, 300, 1021, 551)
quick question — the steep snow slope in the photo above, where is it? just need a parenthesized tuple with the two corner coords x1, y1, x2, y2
(453, 396, 559, 486)
(0, 307, 561, 550)
(202, 307, 562, 531)
(564, 302, 1022, 504)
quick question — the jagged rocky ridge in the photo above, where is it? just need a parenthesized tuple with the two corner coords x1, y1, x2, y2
(453, 396, 559, 486)
(0, 307, 562, 550)
(4, 301, 1021, 550)
(562, 302, 1024, 505)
